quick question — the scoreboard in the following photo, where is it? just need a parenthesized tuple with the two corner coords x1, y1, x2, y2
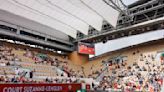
(78, 42, 95, 55)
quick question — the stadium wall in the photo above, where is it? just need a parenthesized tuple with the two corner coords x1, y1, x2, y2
(68, 51, 89, 65)
(95, 29, 164, 56)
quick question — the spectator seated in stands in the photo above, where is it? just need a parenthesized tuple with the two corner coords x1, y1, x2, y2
(24, 49, 33, 58)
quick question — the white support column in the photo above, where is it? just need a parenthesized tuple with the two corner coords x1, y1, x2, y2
(16, 26, 20, 35)
(45, 35, 48, 41)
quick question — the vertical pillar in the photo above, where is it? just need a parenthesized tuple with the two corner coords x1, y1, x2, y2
(45, 37, 47, 41)
(16, 26, 20, 35)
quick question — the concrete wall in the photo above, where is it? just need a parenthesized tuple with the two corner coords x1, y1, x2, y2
(68, 51, 89, 65)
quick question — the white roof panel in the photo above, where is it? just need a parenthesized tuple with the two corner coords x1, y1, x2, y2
(14, 0, 89, 35)
(0, 0, 120, 38)
(0, 0, 77, 38)
(82, 0, 120, 27)
(48, 0, 103, 31)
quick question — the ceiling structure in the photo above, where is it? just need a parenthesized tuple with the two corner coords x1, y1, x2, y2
(0, 0, 120, 39)
(76, 0, 164, 43)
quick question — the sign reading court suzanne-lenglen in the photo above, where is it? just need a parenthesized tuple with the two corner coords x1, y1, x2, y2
(0, 83, 81, 92)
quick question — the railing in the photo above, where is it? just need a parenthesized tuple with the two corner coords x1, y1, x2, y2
(161, 79, 164, 92)
(95, 67, 108, 82)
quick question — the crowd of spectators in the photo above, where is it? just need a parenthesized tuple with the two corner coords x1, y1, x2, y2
(0, 44, 85, 84)
(23, 48, 84, 78)
(0, 42, 163, 92)
(94, 51, 164, 92)
(0, 75, 82, 84)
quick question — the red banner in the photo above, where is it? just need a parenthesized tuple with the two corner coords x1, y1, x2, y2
(0, 83, 81, 92)
(78, 42, 95, 55)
